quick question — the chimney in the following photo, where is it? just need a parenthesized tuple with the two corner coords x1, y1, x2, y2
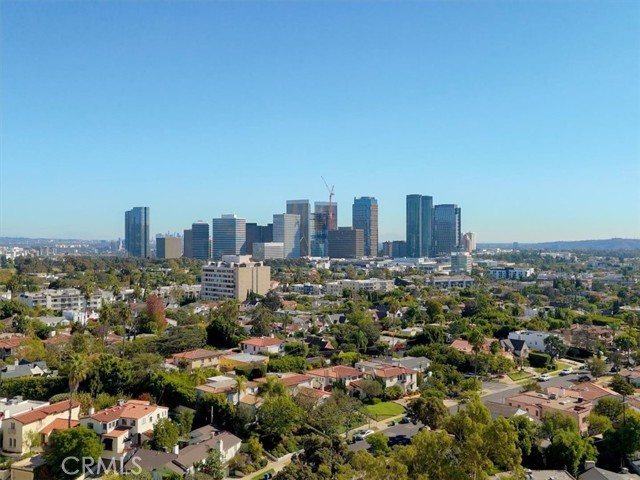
(173, 444, 179, 455)
(13, 360, 18, 366)
(117, 399, 125, 406)
(216, 439, 224, 453)
(88, 406, 95, 415)
(584, 460, 596, 470)
(4, 410, 10, 419)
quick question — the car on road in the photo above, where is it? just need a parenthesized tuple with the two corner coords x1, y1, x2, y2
(560, 368, 574, 376)
(538, 373, 551, 382)
(388, 436, 411, 447)
(577, 375, 592, 382)
(353, 430, 374, 441)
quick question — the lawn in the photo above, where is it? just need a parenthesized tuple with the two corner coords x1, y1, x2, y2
(364, 402, 405, 421)
(508, 370, 534, 381)
(253, 469, 274, 480)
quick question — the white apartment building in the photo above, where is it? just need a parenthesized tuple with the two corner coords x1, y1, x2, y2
(450, 252, 473, 274)
(488, 267, 535, 280)
(325, 278, 396, 296)
(201, 255, 271, 302)
(18, 288, 114, 311)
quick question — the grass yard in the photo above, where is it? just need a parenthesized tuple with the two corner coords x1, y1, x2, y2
(364, 402, 405, 421)
(253, 469, 275, 480)
(508, 370, 534, 381)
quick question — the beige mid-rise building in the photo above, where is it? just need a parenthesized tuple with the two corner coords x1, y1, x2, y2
(200, 255, 271, 302)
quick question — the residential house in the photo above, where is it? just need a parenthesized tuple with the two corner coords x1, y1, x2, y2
(255, 373, 314, 395)
(369, 356, 431, 371)
(500, 338, 530, 363)
(2, 400, 81, 454)
(558, 324, 616, 349)
(307, 366, 365, 391)
(168, 348, 230, 372)
(484, 401, 534, 422)
(0, 336, 24, 359)
(504, 392, 592, 435)
(508, 330, 561, 351)
(240, 337, 285, 355)
(305, 337, 336, 352)
(618, 367, 640, 387)
(0, 396, 48, 422)
(195, 375, 260, 404)
(219, 353, 269, 372)
(0, 360, 54, 380)
(354, 361, 418, 392)
(451, 337, 503, 355)
(80, 399, 169, 468)
(579, 460, 640, 479)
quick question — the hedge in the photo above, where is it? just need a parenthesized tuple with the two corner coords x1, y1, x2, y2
(528, 352, 551, 368)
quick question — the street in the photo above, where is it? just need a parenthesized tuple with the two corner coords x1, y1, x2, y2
(348, 421, 423, 452)
(481, 373, 582, 405)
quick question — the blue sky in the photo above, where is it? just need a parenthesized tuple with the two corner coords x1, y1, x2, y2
(1, 1, 639, 243)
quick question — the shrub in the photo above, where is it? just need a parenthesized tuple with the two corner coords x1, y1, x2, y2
(528, 352, 551, 368)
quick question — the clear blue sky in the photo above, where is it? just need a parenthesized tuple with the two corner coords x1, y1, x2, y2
(1, 1, 639, 243)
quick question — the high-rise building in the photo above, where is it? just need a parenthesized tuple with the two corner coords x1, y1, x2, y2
(245, 223, 274, 255)
(201, 255, 271, 302)
(352, 197, 378, 257)
(253, 242, 285, 260)
(183, 229, 193, 258)
(191, 221, 211, 260)
(124, 207, 150, 258)
(212, 214, 246, 260)
(462, 232, 477, 253)
(451, 252, 472, 274)
(286, 200, 311, 257)
(311, 201, 338, 257)
(328, 227, 364, 259)
(156, 237, 182, 259)
(273, 213, 301, 259)
(406, 195, 433, 258)
(433, 204, 461, 256)
(392, 240, 407, 258)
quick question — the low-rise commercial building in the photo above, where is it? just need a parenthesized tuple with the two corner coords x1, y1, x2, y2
(488, 267, 535, 280)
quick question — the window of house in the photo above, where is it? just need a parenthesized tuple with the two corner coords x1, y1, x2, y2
(103, 438, 113, 451)
(102, 423, 107, 431)
(87, 422, 93, 430)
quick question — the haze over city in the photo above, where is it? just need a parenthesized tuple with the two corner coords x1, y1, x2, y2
(1, 1, 639, 242)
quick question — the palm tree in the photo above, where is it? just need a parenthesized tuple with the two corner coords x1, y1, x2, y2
(257, 376, 286, 398)
(468, 329, 485, 378)
(67, 353, 89, 428)
(234, 375, 247, 402)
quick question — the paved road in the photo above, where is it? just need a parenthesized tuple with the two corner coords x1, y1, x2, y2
(348, 421, 423, 452)
(481, 373, 582, 405)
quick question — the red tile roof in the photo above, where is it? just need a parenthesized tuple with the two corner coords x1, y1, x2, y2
(86, 400, 167, 423)
(307, 365, 363, 379)
(255, 374, 313, 388)
(13, 400, 80, 425)
(241, 337, 284, 347)
(374, 366, 417, 378)
(172, 348, 224, 361)
(39, 418, 79, 435)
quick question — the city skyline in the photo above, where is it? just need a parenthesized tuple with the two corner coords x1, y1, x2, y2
(1, 2, 639, 242)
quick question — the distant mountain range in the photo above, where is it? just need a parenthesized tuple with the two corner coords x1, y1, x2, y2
(479, 238, 640, 252)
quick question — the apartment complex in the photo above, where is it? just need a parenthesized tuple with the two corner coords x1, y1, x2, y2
(200, 255, 271, 302)
(352, 196, 378, 257)
(18, 288, 111, 310)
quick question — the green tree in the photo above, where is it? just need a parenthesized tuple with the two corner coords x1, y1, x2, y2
(468, 328, 485, 376)
(544, 335, 567, 363)
(545, 430, 597, 475)
(151, 418, 180, 451)
(593, 397, 624, 422)
(43, 426, 104, 480)
(407, 396, 448, 429)
(194, 448, 224, 480)
(357, 379, 384, 399)
(510, 415, 537, 457)
(604, 413, 640, 460)
(610, 374, 635, 397)
(586, 413, 612, 436)
(206, 301, 246, 348)
(257, 395, 302, 441)
(541, 412, 578, 440)
(585, 356, 607, 378)
(86, 354, 133, 396)
(257, 376, 287, 398)
(178, 409, 195, 437)
(67, 353, 89, 428)
(614, 333, 637, 365)
(366, 432, 390, 455)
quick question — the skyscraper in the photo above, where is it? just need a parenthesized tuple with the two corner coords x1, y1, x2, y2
(311, 201, 338, 257)
(352, 197, 378, 257)
(124, 207, 150, 258)
(328, 227, 364, 259)
(245, 223, 274, 255)
(273, 213, 301, 259)
(286, 200, 311, 257)
(212, 214, 246, 260)
(405, 195, 433, 258)
(191, 221, 211, 260)
(156, 237, 182, 259)
(433, 204, 462, 255)
(183, 229, 193, 258)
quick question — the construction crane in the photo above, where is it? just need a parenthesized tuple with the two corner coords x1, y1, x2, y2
(321, 176, 335, 231)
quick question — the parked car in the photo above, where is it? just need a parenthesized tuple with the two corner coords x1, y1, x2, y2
(353, 429, 374, 441)
(560, 368, 573, 376)
(538, 373, 551, 382)
(611, 365, 621, 373)
(577, 375, 592, 382)
(400, 416, 411, 424)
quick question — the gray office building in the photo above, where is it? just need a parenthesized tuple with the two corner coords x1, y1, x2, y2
(245, 223, 273, 255)
(311, 201, 338, 257)
(352, 197, 378, 257)
(273, 213, 301, 259)
(433, 204, 461, 256)
(183, 229, 193, 258)
(286, 200, 311, 257)
(191, 221, 211, 260)
(406, 195, 433, 258)
(124, 207, 150, 258)
(328, 227, 364, 259)
(212, 214, 246, 260)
